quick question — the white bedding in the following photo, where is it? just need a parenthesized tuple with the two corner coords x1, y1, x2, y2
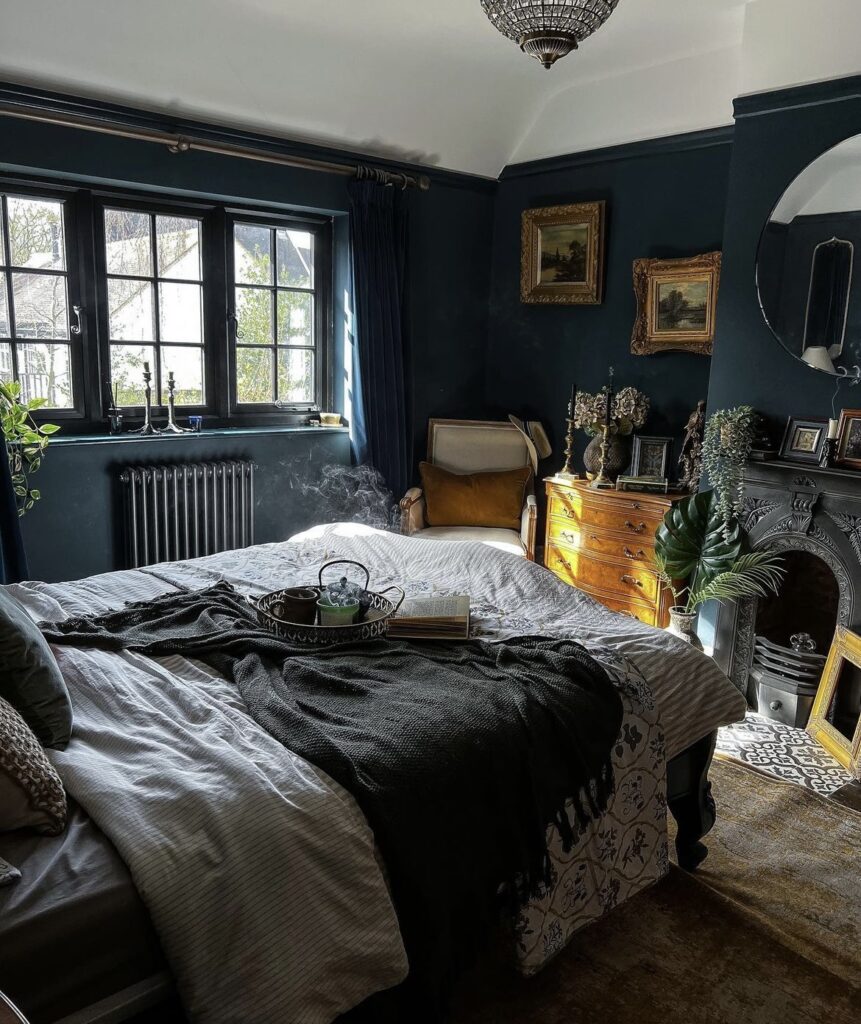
(9, 524, 746, 1023)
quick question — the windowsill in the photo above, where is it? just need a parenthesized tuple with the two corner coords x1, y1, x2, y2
(50, 424, 349, 446)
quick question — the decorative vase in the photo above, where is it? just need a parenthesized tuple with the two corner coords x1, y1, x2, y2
(583, 433, 631, 481)
(667, 607, 704, 651)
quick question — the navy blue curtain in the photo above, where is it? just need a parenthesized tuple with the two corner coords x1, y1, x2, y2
(0, 442, 28, 584)
(347, 175, 410, 500)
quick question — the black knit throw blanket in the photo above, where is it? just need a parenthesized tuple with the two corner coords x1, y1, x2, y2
(42, 582, 623, 1016)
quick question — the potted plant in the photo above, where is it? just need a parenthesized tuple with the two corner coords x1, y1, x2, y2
(0, 381, 59, 516)
(701, 405, 757, 535)
(574, 385, 649, 480)
(654, 489, 783, 650)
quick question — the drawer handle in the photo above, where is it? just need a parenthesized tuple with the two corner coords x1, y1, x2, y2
(625, 520, 646, 534)
(556, 556, 572, 571)
(631, 502, 642, 510)
(623, 547, 646, 560)
(561, 530, 576, 544)
(563, 508, 576, 518)
(621, 610, 641, 621)
(621, 574, 644, 588)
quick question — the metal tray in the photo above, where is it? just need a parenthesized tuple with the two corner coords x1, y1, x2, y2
(250, 559, 405, 645)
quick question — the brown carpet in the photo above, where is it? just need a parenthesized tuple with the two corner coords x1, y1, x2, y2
(452, 757, 860, 1024)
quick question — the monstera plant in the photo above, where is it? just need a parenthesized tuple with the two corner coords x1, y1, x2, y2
(654, 489, 783, 646)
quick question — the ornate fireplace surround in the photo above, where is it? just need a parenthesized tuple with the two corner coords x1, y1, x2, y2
(714, 459, 861, 703)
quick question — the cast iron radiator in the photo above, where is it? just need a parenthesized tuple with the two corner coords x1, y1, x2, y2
(120, 461, 255, 568)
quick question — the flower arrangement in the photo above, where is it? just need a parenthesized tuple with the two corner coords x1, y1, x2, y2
(574, 385, 649, 437)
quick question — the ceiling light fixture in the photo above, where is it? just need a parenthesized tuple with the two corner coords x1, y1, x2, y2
(481, 0, 621, 69)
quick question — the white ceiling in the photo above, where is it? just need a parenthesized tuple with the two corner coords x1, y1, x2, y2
(0, 1, 856, 178)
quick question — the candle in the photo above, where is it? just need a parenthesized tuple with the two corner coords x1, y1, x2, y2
(567, 383, 576, 419)
(828, 418, 839, 440)
(143, 361, 150, 373)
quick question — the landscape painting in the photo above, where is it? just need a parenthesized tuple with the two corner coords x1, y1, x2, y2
(539, 224, 589, 284)
(656, 279, 709, 332)
(630, 252, 722, 355)
(521, 201, 605, 305)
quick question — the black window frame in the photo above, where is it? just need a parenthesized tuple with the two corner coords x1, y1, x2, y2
(0, 179, 87, 422)
(226, 208, 331, 419)
(92, 193, 217, 420)
(0, 170, 335, 432)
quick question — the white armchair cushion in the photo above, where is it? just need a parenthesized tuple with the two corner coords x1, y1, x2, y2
(412, 526, 526, 558)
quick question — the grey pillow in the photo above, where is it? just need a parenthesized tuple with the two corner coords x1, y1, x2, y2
(0, 588, 72, 749)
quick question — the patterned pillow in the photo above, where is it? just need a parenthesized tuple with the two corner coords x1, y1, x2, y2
(0, 694, 67, 835)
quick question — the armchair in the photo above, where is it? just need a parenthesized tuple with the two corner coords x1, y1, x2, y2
(400, 419, 538, 560)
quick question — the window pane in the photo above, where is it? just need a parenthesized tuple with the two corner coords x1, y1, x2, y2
(276, 229, 313, 289)
(277, 291, 312, 345)
(0, 280, 9, 337)
(161, 346, 204, 405)
(278, 348, 314, 404)
(7, 197, 65, 270)
(234, 224, 272, 285)
(235, 286, 273, 344)
(236, 347, 273, 403)
(159, 282, 202, 343)
(16, 342, 73, 408)
(156, 216, 201, 281)
(109, 278, 154, 341)
(104, 209, 152, 277)
(11, 273, 68, 339)
(110, 344, 156, 405)
(0, 342, 11, 382)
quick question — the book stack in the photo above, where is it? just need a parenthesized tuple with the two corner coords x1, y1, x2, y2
(387, 595, 471, 640)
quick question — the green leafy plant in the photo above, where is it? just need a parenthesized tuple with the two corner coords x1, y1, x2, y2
(654, 489, 784, 614)
(0, 381, 60, 516)
(701, 405, 757, 534)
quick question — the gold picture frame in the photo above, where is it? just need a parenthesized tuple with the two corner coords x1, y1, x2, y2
(835, 408, 861, 469)
(807, 625, 861, 777)
(520, 201, 606, 305)
(631, 252, 722, 356)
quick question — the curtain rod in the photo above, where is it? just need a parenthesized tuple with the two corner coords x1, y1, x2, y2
(0, 101, 432, 191)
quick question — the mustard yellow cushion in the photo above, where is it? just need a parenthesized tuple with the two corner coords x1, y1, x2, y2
(420, 462, 532, 530)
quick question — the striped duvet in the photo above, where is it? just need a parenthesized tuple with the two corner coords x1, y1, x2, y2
(8, 524, 745, 1023)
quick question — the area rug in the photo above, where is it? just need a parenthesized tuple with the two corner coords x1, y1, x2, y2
(452, 756, 860, 1024)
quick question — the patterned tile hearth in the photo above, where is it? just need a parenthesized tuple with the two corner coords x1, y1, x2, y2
(716, 712, 854, 796)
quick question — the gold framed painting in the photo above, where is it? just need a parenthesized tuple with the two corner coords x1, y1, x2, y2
(835, 408, 861, 469)
(520, 201, 606, 305)
(631, 252, 722, 356)
(807, 626, 861, 778)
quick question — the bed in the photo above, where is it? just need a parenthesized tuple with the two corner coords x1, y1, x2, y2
(0, 524, 746, 1023)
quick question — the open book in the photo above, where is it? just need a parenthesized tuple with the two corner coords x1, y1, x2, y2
(387, 595, 471, 640)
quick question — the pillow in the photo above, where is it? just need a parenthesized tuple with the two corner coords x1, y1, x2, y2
(0, 694, 67, 836)
(0, 587, 72, 749)
(420, 461, 533, 531)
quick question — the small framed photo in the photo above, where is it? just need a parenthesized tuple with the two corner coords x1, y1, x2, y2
(807, 626, 861, 777)
(835, 409, 861, 469)
(631, 252, 721, 356)
(631, 435, 672, 479)
(520, 201, 606, 305)
(779, 416, 827, 464)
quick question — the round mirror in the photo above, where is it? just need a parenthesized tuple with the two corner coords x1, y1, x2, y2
(757, 135, 861, 377)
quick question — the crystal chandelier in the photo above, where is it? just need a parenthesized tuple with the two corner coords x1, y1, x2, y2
(481, 1, 621, 69)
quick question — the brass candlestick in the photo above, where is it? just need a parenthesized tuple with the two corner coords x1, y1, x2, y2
(589, 424, 615, 490)
(558, 383, 581, 478)
(131, 363, 160, 436)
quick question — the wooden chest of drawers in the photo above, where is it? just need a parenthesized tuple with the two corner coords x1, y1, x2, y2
(543, 477, 683, 627)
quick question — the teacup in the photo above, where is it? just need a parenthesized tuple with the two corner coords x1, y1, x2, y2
(316, 598, 359, 627)
(271, 587, 319, 625)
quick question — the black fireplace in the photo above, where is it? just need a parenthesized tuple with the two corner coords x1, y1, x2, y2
(714, 460, 861, 727)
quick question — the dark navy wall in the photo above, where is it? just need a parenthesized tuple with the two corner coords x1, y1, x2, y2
(485, 133, 734, 478)
(0, 107, 495, 581)
(708, 77, 861, 430)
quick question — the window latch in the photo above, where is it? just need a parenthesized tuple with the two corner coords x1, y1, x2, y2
(70, 305, 84, 336)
